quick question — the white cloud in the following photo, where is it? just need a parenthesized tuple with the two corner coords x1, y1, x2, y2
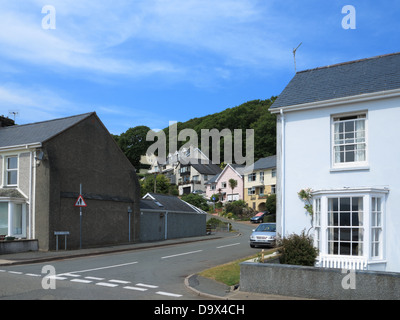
(0, 84, 83, 123)
(0, 0, 295, 81)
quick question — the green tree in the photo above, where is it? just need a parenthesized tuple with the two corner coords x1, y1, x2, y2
(228, 178, 238, 202)
(140, 174, 171, 196)
(115, 125, 152, 170)
(181, 193, 209, 211)
(265, 193, 276, 214)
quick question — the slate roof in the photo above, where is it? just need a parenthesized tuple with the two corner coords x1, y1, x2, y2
(270, 52, 400, 109)
(253, 155, 276, 171)
(140, 193, 206, 214)
(244, 155, 276, 174)
(0, 113, 94, 148)
(191, 163, 222, 175)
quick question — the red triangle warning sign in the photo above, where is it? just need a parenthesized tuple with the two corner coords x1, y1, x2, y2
(74, 195, 87, 207)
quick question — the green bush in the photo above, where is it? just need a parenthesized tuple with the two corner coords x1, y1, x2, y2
(277, 230, 318, 267)
(223, 200, 254, 220)
(181, 193, 209, 211)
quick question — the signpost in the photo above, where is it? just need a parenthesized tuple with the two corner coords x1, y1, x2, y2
(54, 231, 70, 251)
(74, 184, 87, 249)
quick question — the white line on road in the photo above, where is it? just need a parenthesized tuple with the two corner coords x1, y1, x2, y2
(25, 273, 41, 277)
(60, 273, 81, 277)
(47, 275, 68, 280)
(70, 279, 92, 284)
(161, 250, 203, 259)
(109, 279, 131, 284)
(96, 282, 119, 288)
(85, 276, 105, 281)
(65, 261, 138, 274)
(136, 283, 159, 288)
(216, 243, 241, 249)
(156, 291, 183, 298)
(123, 286, 147, 292)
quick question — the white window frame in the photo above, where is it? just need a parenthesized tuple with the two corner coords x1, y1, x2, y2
(313, 188, 388, 268)
(370, 196, 384, 260)
(248, 187, 256, 195)
(326, 196, 364, 257)
(5, 155, 18, 187)
(0, 201, 26, 238)
(331, 111, 368, 170)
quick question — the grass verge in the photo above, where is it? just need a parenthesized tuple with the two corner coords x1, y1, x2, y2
(198, 248, 277, 286)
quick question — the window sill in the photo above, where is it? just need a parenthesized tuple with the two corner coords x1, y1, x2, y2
(330, 165, 370, 173)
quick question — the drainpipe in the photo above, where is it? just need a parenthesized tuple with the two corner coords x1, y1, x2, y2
(28, 150, 33, 239)
(32, 150, 37, 239)
(280, 109, 286, 238)
(165, 211, 168, 240)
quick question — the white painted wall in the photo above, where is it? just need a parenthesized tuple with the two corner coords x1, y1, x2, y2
(278, 96, 400, 272)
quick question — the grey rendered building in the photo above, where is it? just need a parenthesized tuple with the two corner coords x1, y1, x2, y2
(0, 113, 141, 251)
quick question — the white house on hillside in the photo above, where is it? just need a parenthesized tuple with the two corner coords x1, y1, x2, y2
(270, 52, 400, 273)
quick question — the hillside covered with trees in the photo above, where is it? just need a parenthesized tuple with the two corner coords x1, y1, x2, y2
(114, 97, 277, 170)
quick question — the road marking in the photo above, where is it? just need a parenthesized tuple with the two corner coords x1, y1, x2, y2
(47, 275, 68, 280)
(8, 271, 23, 275)
(70, 279, 92, 284)
(96, 282, 119, 288)
(124, 286, 147, 292)
(161, 250, 203, 259)
(85, 276, 105, 281)
(65, 261, 138, 274)
(156, 291, 182, 298)
(136, 283, 158, 288)
(60, 273, 81, 277)
(25, 273, 41, 277)
(216, 243, 241, 249)
(109, 279, 130, 284)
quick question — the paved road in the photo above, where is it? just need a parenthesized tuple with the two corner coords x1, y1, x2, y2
(0, 219, 257, 300)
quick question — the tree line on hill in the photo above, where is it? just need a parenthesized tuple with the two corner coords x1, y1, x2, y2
(113, 97, 277, 171)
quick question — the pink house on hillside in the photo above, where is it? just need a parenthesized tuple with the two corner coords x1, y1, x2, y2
(205, 164, 245, 203)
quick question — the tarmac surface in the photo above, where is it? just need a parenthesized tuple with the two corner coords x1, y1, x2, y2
(0, 231, 303, 300)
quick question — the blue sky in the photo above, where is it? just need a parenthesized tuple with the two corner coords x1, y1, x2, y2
(1, 0, 399, 134)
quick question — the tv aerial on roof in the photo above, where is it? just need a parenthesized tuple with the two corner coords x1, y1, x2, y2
(293, 42, 303, 73)
(8, 111, 19, 122)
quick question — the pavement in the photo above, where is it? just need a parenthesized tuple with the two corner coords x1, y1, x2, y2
(0, 231, 303, 300)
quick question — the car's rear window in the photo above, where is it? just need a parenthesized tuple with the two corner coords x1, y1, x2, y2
(256, 224, 276, 232)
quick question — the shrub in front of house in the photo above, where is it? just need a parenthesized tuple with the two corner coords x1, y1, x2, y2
(277, 230, 318, 267)
(223, 200, 254, 220)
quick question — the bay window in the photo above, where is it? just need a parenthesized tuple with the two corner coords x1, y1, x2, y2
(327, 197, 363, 256)
(0, 202, 26, 237)
(313, 188, 388, 269)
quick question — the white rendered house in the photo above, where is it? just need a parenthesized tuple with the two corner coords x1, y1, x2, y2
(270, 52, 400, 272)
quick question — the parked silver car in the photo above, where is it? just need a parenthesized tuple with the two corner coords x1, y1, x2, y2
(249, 223, 276, 248)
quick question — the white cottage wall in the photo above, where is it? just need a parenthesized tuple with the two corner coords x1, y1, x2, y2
(280, 96, 400, 272)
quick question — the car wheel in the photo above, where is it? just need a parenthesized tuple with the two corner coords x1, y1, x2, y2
(250, 244, 255, 248)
